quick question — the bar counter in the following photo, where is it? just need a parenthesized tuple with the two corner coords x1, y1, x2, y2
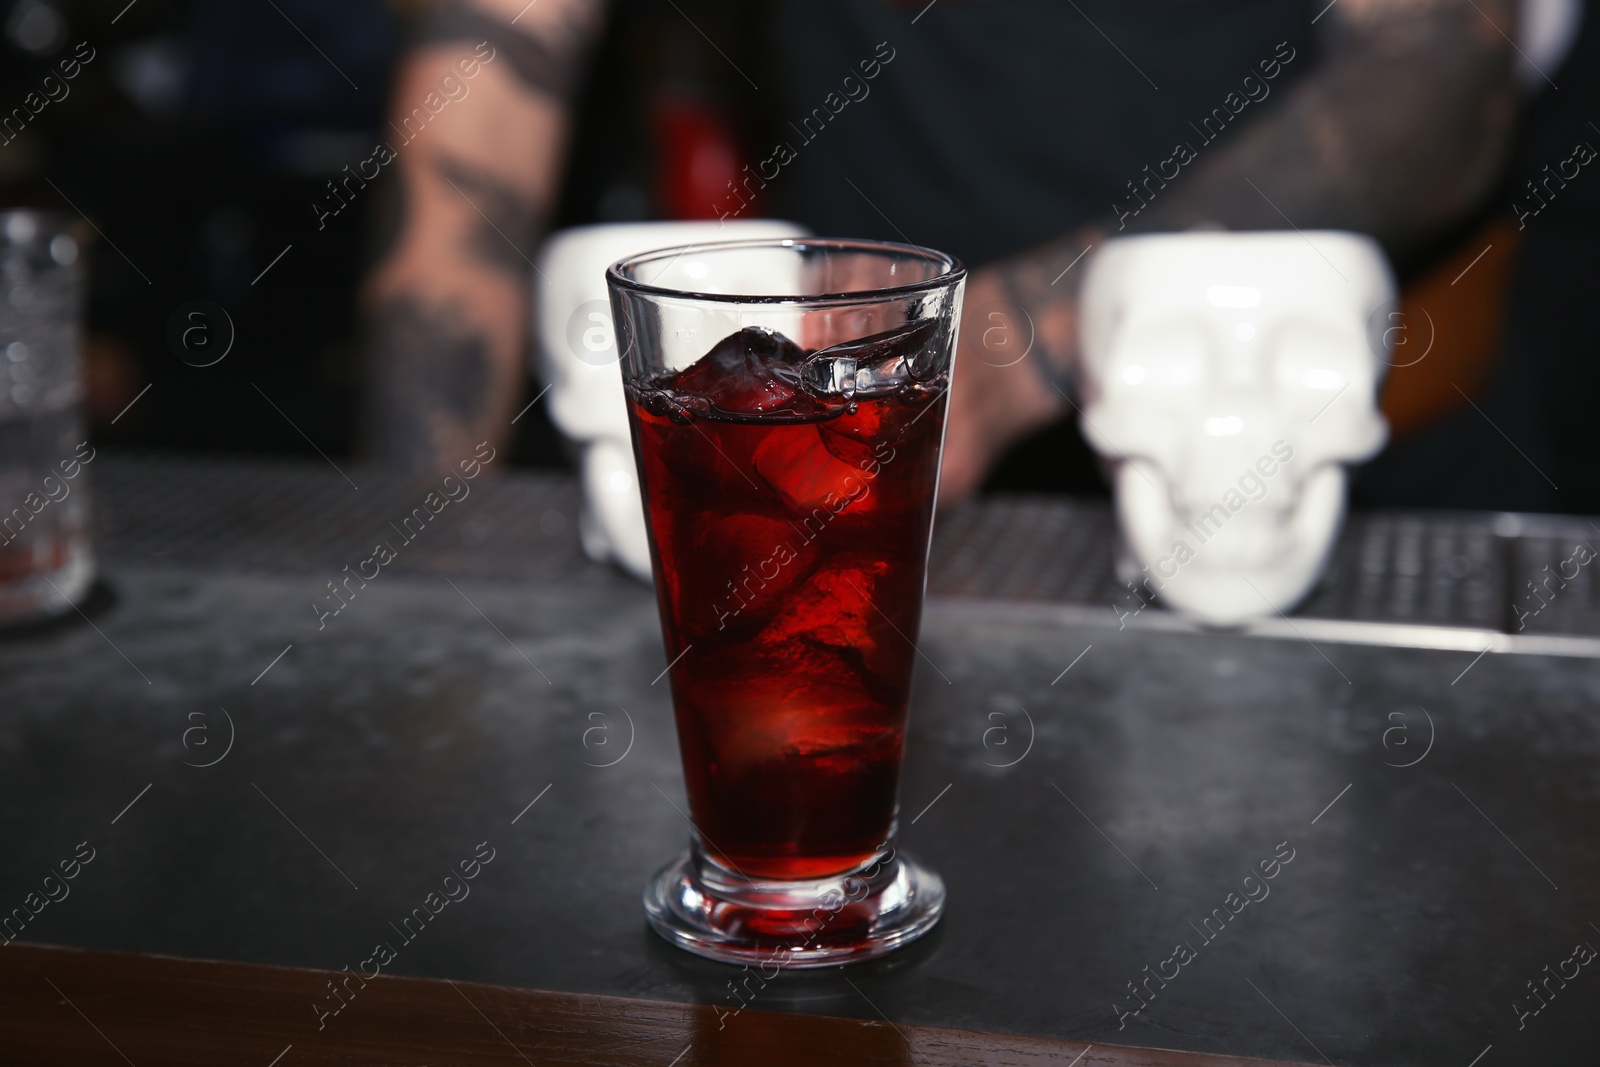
(2, 455, 1596, 1066)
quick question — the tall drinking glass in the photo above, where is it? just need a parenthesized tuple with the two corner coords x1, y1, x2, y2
(608, 238, 964, 966)
(0, 211, 92, 626)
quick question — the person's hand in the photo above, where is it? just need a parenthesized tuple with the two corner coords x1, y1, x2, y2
(938, 268, 1069, 506)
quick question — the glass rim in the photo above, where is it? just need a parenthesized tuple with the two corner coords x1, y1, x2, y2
(606, 236, 966, 306)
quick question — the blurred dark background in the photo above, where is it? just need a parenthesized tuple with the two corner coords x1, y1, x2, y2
(2, 0, 1596, 512)
(3, 0, 403, 460)
(0, 0, 779, 474)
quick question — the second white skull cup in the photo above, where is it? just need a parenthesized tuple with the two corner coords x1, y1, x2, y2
(1078, 231, 1396, 625)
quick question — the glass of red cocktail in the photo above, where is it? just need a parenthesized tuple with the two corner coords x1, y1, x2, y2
(607, 238, 963, 966)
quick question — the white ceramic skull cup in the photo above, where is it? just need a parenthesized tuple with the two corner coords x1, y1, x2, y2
(534, 219, 809, 581)
(1078, 231, 1394, 624)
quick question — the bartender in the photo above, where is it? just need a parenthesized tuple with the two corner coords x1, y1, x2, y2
(359, 0, 1525, 505)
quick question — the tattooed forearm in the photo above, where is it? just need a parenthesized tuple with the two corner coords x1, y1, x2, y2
(360, 154, 541, 469)
(364, 297, 499, 471)
(433, 157, 543, 278)
(990, 228, 1103, 378)
(988, 0, 1517, 399)
(361, 0, 604, 470)
(1129, 0, 1517, 248)
(937, 0, 1520, 503)
(419, 0, 601, 101)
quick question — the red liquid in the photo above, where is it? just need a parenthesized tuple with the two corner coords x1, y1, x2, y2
(628, 327, 947, 881)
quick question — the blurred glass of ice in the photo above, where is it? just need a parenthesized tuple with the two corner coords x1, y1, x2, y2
(0, 210, 94, 625)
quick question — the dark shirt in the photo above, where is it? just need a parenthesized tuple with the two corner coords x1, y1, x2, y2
(760, 0, 1314, 495)
(774, 0, 1316, 269)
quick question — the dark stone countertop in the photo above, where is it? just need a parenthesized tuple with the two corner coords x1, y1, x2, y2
(2, 457, 1597, 1065)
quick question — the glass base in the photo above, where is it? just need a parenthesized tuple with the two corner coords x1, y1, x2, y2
(643, 843, 944, 968)
(0, 547, 93, 627)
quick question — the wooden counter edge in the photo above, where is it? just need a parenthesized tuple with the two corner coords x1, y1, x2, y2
(0, 940, 1324, 1066)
